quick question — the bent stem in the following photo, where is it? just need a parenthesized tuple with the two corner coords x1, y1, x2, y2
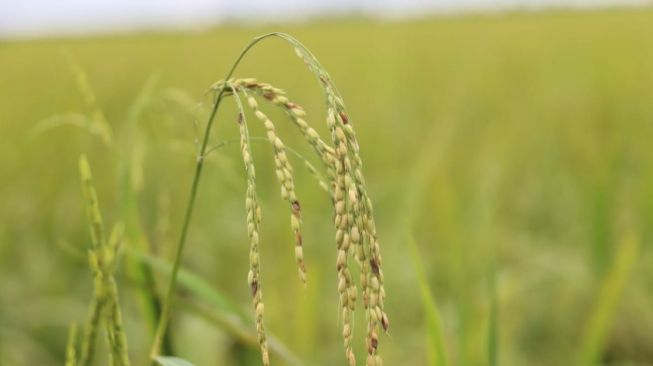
(149, 32, 300, 359)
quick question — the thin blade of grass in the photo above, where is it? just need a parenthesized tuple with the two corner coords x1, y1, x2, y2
(180, 300, 307, 366)
(406, 230, 449, 366)
(487, 250, 498, 366)
(578, 231, 639, 366)
(153, 356, 196, 366)
(132, 250, 247, 319)
(118, 75, 175, 354)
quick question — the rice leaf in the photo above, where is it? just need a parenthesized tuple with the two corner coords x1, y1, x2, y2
(488, 251, 498, 366)
(133, 249, 305, 366)
(132, 250, 247, 319)
(153, 356, 196, 366)
(406, 230, 449, 366)
(578, 231, 639, 366)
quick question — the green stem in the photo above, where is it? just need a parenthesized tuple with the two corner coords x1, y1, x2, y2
(148, 32, 285, 360)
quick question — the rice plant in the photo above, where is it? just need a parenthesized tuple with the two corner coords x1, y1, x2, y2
(66, 32, 389, 366)
(67, 156, 130, 366)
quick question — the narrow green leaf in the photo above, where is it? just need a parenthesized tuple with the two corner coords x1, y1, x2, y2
(117, 77, 173, 354)
(154, 356, 196, 366)
(406, 231, 449, 366)
(180, 300, 306, 366)
(132, 249, 247, 319)
(578, 231, 639, 366)
(488, 252, 498, 366)
(133, 249, 306, 366)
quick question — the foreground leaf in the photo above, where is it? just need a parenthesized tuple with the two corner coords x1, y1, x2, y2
(154, 356, 196, 366)
(132, 249, 306, 366)
(578, 231, 639, 366)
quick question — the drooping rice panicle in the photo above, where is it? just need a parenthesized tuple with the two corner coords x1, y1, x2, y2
(290, 41, 389, 365)
(232, 78, 336, 181)
(148, 34, 386, 366)
(327, 107, 358, 366)
(330, 96, 387, 366)
(242, 88, 307, 285)
(206, 33, 389, 366)
(63, 33, 390, 366)
(290, 40, 389, 365)
(336, 105, 389, 354)
(215, 78, 335, 196)
(232, 90, 270, 366)
(227, 75, 373, 364)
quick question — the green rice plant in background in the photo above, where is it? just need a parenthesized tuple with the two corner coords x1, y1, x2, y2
(69, 156, 130, 366)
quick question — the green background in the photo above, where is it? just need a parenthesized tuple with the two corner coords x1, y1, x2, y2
(1, 8, 653, 365)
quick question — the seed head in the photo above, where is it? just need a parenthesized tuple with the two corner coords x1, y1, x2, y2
(220, 61, 387, 365)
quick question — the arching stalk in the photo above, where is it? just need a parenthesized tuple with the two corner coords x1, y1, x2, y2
(149, 32, 302, 359)
(150, 33, 388, 366)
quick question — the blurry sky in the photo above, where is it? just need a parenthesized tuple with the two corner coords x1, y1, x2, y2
(0, 0, 650, 38)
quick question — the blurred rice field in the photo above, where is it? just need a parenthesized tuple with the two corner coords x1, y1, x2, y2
(1, 7, 653, 366)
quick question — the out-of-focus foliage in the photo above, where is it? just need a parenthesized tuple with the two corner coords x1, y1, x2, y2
(1, 8, 653, 365)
